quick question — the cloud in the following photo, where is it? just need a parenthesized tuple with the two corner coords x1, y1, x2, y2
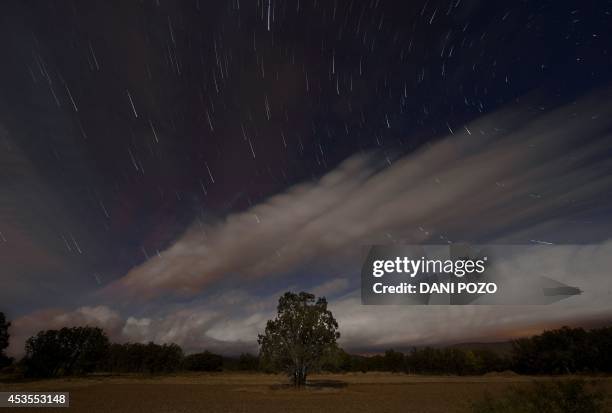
(144, 242, 612, 353)
(8, 306, 123, 356)
(311, 278, 351, 297)
(332, 242, 612, 351)
(7, 297, 270, 357)
(7, 239, 612, 357)
(105, 90, 612, 300)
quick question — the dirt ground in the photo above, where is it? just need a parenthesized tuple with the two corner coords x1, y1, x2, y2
(1, 373, 611, 413)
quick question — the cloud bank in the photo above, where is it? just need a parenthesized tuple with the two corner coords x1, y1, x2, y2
(10, 240, 612, 356)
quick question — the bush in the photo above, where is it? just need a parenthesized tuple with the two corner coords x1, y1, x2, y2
(384, 349, 405, 373)
(472, 379, 606, 413)
(183, 351, 223, 372)
(237, 353, 259, 371)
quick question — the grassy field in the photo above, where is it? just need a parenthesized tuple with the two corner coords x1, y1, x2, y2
(1, 373, 611, 413)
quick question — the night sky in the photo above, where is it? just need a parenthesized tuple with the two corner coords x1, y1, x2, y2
(2, 0, 612, 355)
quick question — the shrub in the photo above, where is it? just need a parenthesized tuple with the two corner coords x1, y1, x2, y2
(472, 379, 606, 413)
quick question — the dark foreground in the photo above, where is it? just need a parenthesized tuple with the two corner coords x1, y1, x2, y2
(1, 373, 611, 413)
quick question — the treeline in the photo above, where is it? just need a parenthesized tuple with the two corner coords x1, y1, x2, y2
(104, 345, 258, 374)
(320, 347, 511, 375)
(13, 326, 260, 377)
(324, 326, 612, 375)
(512, 326, 612, 374)
(1, 310, 611, 378)
(104, 342, 183, 374)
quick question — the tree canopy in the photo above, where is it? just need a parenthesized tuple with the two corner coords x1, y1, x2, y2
(23, 326, 109, 377)
(258, 291, 339, 386)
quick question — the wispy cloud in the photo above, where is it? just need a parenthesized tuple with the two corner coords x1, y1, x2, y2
(105, 91, 612, 300)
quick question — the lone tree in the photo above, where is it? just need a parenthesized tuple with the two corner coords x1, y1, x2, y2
(0, 312, 11, 368)
(258, 292, 339, 386)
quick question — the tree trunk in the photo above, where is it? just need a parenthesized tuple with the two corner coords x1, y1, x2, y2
(293, 364, 307, 387)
